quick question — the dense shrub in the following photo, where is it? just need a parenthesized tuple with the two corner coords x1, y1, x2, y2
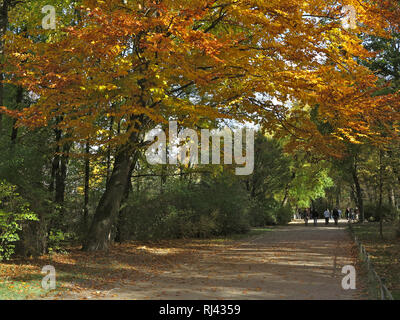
(275, 206, 293, 225)
(248, 199, 277, 226)
(247, 200, 293, 227)
(47, 229, 75, 254)
(0, 180, 38, 261)
(364, 203, 398, 222)
(121, 174, 251, 240)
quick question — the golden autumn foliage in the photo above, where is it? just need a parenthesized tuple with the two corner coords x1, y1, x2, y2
(2, 0, 400, 156)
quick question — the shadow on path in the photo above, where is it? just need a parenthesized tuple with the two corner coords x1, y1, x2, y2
(48, 221, 366, 300)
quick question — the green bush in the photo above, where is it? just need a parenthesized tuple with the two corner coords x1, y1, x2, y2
(275, 206, 293, 225)
(364, 203, 398, 222)
(0, 180, 38, 261)
(204, 176, 250, 235)
(248, 199, 277, 226)
(47, 229, 75, 254)
(122, 174, 250, 240)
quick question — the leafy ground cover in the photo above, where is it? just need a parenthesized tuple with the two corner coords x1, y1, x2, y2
(351, 222, 400, 299)
(0, 228, 273, 299)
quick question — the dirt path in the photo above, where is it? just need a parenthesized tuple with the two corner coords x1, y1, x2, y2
(49, 221, 367, 300)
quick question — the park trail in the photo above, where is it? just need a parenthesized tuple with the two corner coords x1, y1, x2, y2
(47, 220, 367, 300)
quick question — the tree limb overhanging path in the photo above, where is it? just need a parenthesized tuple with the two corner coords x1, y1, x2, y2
(48, 221, 367, 300)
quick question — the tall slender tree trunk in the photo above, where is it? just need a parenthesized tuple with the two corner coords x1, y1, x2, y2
(378, 150, 384, 239)
(387, 187, 395, 208)
(352, 154, 364, 222)
(281, 173, 295, 207)
(0, 1, 9, 133)
(55, 142, 70, 204)
(281, 189, 289, 207)
(83, 141, 90, 232)
(49, 124, 70, 232)
(10, 86, 23, 145)
(386, 150, 400, 237)
(106, 117, 114, 183)
(160, 165, 167, 194)
(335, 182, 341, 208)
(49, 129, 61, 193)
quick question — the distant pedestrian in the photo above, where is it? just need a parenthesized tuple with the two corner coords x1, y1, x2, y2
(355, 207, 360, 221)
(303, 208, 309, 226)
(345, 207, 350, 220)
(324, 209, 330, 225)
(332, 208, 339, 226)
(350, 208, 355, 221)
(312, 209, 319, 226)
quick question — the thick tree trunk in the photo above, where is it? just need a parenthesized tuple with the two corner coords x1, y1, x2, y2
(82, 108, 148, 251)
(115, 157, 136, 244)
(82, 145, 133, 251)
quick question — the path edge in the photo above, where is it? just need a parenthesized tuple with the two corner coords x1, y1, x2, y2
(347, 222, 394, 300)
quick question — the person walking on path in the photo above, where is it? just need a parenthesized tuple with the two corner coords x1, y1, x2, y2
(324, 209, 330, 225)
(303, 208, 309, 226)
(349, 208, 354, 222)
(355, 207, 360, 221)
(332, 208, 339, 226)
(345, 207, 350, 220)
(312, 208, 319, 226)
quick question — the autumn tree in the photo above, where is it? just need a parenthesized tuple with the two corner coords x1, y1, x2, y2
(2, 0, 399, 250)
(0, 0, 28, 133)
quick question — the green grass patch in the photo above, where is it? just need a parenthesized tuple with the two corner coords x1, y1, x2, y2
(0, 264, 52, 300)
(0, 279, 46, 300)
(0, 257, 90, 300)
